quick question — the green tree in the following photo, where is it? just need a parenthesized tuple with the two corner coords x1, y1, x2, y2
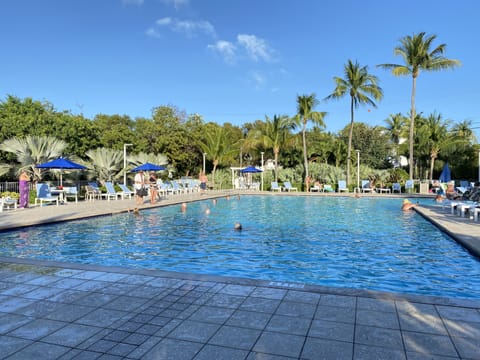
(384, 113, 407, 167)
(0, 135, 67, 182)
(294, 94, 326, 187)
(256, 115, 295, 182)
(378, 32, 461, 179)
(85, 147, 123, 182)
(325, 60, 383, 185)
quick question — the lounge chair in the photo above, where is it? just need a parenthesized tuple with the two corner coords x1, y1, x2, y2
(119, 184, 134, 199)
(283, 181, 297, 192)
(64, 187, 79, 203)
(104, 182, 123, 200)
(323, 184, 334, 192)
(338, 180, 348, 192)
(35, 183, 59, 207)
(271, 182, 281, 192)
(405, 180, 414, 193)
(0, 197, 17, 211)
(361, 180, 373, 193)
(392, 183, 401, 193)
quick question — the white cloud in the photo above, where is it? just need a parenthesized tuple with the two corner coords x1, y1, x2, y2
(249, 71, 267, 89)
(207, 40, 237, 64)
(152, 17, 216, 38)
(122, 0, 144, 5)
(237, 34, 275, 62)
(145, 27, 161, 38)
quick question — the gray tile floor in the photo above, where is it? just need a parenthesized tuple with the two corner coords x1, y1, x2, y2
(1, 260, 479, 360)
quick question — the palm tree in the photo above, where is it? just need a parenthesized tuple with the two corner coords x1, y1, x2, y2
(198, 126, 237, 188)
(294, 94, 326, 187)
(384, 113, 407, 167)
(257, 115, 295, 182)
(0, 135, 67, 182)
(85, 147, 123, 182)
(452, 120, 477, 144)
(325, 60, 383, 185)
(378, 32, 461, 179)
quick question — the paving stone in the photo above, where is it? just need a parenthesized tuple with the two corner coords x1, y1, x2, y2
(0, 283, 38, 296)
(45, 303, 95, 322)
(240, 297, 281, 313)
(94, 272, 129, 282)
(246, 352, 297, 359)
(75, 308, 128, 327)
(443, 318, 480, 339)
(319, 294, 356, 308)
(119, 274, 155, 285)
(22, 285, 65, 300)
(103, 329, 131, 342)
(208, 325, 261, 350)
(357, 297, 396, 312)
(74, 280, 111, 292)
(356, 308, 400, 329)
(265, 314, 311, 336)
(194, 344, 249, 360)
(226, 309, 272, 330)
(103, 295, 148, 312)
(142, 338, 202, 360)
(250, 287, 286, 300)
(403, 331, 458, 357)
(101, 282, 139, 296)
(50, 277, 86, 289)
(42, 323, 102, 347)
(308, 319, 354, 342)
(219, 284, 255, 296)
(189, 305, 235, 324)
(13, 299, 61, 317)
(355, 325, 403, 350)
(405, 351, 459, 359)
(147, 277, 184, 289)
(71, 271, 107, 280)
(87, 339, 118, 353)
(207, 293, 246, 309)
(123, 332, 150, 346)
(253, 331, 305, 358)
(25, 275, 61, 286)
(53, 268, 85, 278)
(72, 292, 117, 307)
(436, 305, 480, 323)
(399, 312, 448, 335)
(129, 285, 164, 299)
(107, 342, 137, 357)
(0, 335, 32, 358)
(445, 336, 479, 359)
(284, 290, 320, 305)
(275, 300, 316, 318)
(301, 337, 352, 360)
(0, 313, 34, 334)
(0, 296, 37, 312)
(5, 340, 70, 360)
(354, 343, 406, 360)
(315, 304, 356, 323)
(9, 318, 66, 340)
(126, 335, 162, 359)
(167, 319, 220, 342)
(48, 289, 88, 304)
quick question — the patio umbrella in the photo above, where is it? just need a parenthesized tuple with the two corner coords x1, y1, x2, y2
(241, 166, 263, 173)
(131, 163, 166, 172)
(439, 162, 451, 183)
(36, 157, 87, 186)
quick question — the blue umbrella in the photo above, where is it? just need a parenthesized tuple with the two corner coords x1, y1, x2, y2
(131, 163, 166, 172)
(36, 157, 87, 186)
(241, 166, 263, 173)
(439, 162, 451, 183)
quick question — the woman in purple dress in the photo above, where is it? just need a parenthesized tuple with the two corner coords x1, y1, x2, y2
(18, 171, 30, 208)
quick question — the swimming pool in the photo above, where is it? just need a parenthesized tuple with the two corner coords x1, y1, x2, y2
(1, 196, 480, 299)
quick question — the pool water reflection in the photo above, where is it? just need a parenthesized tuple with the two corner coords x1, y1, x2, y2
(1, 196, 480, 299)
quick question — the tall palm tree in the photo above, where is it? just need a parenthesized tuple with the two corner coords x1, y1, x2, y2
(0, 135, 67, 182)
(325, 60, 383, 185)
(294, 94, 326, 187)
(378, 32, 461, 179)
(452, 120, 477, 144)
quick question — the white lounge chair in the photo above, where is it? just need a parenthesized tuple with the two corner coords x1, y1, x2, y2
(103, 182, 122, 200)
(35, 183, 59, 207)
(283, 181, 297, 192)
(361, 180, 373, 193)
(119, 184, 134, 199)
(271, 182, 281, 192)
(338, 180, 349, 192)
(0, 197, 17, 211)
(392, 183, 401, 193)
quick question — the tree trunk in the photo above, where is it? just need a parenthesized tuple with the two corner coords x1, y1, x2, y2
(346, 96, 355, 186)
(274, 148, 279, 182)
(409, 75, 417, 180)
(302, 119, 308, 185)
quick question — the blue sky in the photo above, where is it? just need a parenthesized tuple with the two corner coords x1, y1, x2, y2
(1, 0, 479, 139)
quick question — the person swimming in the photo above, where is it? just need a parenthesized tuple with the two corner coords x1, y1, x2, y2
(402, 199, 417, 211)
(234, 222, 242, 231)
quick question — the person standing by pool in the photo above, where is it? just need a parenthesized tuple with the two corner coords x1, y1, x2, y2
(18, 170, 30, 208)
(134, 170, 145, 205)
(149, 172, 158, 204)
(199, 172, 207, 192)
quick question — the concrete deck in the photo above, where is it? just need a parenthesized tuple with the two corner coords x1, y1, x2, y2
(1, 192, 479, 359)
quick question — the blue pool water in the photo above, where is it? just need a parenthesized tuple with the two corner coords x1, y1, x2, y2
(1, 196, 480, 299)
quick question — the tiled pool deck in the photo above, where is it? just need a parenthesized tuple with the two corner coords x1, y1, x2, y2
(1, 192, 479, 359)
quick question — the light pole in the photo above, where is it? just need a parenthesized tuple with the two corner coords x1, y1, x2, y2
(261, 152, 264, 191)
(355, 150, 360, 190)
(123, 143, 132, 185)
(203, 153, 207, 174)
(478, 150, 480, 183)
